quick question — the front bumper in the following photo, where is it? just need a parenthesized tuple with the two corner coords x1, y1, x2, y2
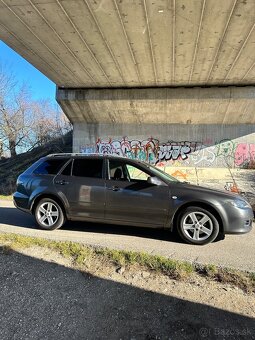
(222, 204, 253, 234)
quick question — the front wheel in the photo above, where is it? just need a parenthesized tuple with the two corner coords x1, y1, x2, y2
(177, 206, 220, 245)
(34, 198, 65, 230)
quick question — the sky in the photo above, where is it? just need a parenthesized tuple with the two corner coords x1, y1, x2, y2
(0, 41, 56, 102)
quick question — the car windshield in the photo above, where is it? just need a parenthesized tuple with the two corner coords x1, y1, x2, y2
(144, 163, 180, 182)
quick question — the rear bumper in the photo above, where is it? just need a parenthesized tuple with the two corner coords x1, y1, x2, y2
(13, 192, 31, 214)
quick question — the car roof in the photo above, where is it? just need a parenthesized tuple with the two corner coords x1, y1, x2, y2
(46, 153, 136, 162)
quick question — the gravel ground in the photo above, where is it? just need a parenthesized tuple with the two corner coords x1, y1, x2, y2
(0, 245, 254, 340)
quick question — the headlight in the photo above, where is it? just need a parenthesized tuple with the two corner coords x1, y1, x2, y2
(228, 199, 251, 209)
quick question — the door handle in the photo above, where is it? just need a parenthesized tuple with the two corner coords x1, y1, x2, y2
(107, 186, 120, 192)
(55, 180, 69, 185)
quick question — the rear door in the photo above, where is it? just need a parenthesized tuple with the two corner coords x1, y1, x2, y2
(105, 159, 170, 226)
(54, 157, 105, 219)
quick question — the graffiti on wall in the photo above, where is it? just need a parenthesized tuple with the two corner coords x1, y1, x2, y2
(157, 141, 198, 163)
(94, 137, 204, 164)
(80, 137, 255, 168)
(95, 137, 159, 163)
(234, 143, 255, 167)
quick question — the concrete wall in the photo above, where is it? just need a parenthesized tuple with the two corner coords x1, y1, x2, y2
(73, 123, 255, 206)
(73, 123, 255, 168)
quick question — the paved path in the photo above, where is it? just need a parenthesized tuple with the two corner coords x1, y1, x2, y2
(0, 200, 254, 272)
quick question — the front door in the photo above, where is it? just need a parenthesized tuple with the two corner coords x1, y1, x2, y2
(105, 159, 170, 226)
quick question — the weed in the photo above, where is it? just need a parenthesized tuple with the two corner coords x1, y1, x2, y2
(0, 232, 254, 293)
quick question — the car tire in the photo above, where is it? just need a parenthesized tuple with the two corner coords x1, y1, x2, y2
(177, 206, 220, 245)
(34, 198, 65, 230)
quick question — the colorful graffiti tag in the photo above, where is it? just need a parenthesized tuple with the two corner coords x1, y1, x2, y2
(95, 137, 159, 163)
(234, 143, 255, 167)
(80, 137, 255, 168)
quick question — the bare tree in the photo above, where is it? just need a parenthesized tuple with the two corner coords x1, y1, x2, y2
(31, 100, 72, 147)
(0, 139, 3, 158)
(0, 66, 35, 157)
(0, 65, 72, 157)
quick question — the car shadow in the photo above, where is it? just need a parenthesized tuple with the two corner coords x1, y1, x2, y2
(0, 206, 183, 244)
(0, 205, 223, 244)
(63, 219, 183, 243)
(62, 220, 224, 243)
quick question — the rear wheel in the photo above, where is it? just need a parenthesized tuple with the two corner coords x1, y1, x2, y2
(177, 206, 219, 245)
(34, 198, 65, 230)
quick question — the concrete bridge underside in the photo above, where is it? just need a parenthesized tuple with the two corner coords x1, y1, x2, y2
(1, 0, 254, 124)
(1, 0, 255, 89)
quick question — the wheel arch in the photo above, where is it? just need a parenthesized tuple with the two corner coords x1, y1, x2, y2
(171, 201, 225, 233)
(31, 194, 67, 217)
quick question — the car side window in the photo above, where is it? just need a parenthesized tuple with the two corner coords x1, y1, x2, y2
(72, 159, 103, 178)
(108, 160, 150, 182)
(126, 164, 149, 181)
(33, 159, 69, 175)
(108, 160, 128, 180)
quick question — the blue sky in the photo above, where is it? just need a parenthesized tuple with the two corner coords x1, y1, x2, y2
(0, 41, 56, 101)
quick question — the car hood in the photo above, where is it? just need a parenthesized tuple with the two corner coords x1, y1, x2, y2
(169, 181, 242, 200)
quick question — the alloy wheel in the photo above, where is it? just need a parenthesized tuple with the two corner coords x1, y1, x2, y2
(36, 202, 59, 227)
(182, 211, 213, 242)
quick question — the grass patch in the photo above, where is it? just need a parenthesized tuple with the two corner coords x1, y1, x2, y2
(94, 248, 193, 279)
(249, 272, 255, 282)
(0, 195, 13, 201)
(195, 263, 255, 292)
(0, 232, 254, 293)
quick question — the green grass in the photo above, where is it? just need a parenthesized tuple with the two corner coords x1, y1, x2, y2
(95, 247, 194, 278)
(250, 272, 255, 281)
(0, 195, 13, 200)
(0, 232, 254, 293)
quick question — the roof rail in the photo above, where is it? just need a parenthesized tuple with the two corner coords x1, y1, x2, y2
(46, 153, 131, 160)
(47, 153, 103, 157)
(47, 153, 74, 157)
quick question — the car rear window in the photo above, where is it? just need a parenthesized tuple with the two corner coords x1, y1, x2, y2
(33, 159, 69, 175)
(72, 159, 103, 178)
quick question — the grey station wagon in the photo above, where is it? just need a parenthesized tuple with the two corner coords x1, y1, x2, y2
(13, 154, 253, 245)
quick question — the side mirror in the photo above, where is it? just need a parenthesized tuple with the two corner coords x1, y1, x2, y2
(147, 176, 164, 186)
